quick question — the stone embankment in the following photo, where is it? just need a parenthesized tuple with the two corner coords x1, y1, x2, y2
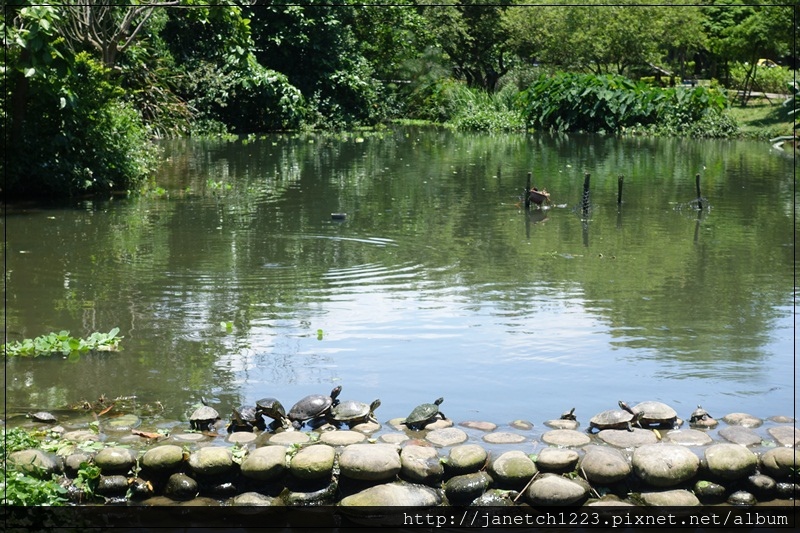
(6, 412, 798, 511)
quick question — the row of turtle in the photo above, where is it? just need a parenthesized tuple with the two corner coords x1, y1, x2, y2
(586, 401, 715, 432)
(189, 387, 447, 433)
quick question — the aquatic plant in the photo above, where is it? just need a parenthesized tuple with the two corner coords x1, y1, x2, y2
(2, 328, 122, 358)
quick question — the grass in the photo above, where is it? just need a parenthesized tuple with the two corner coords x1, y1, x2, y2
(725, 97, 795, 139)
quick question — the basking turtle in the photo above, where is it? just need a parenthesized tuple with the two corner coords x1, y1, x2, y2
(621, 400, 680, 429)
(689, 405, 717, 428)
(29, 411, 57, 424)
(404, 397, 446, 430)
(287, 386, 342, 429)
(588, 404, 643, 433)
(332, 399, 381, 428)
(560, 407, 577, 421)
(228, 405, 266, 433)
(255, 397, 289, 429)
(189, 398, 220, 431)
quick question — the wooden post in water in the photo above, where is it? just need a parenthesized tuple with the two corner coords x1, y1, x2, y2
(617, 175, 624, 205)
(524, 171, 532, 210)
(695, 173, 703, 210)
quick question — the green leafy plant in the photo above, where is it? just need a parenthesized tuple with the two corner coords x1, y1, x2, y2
(3, 328, 122, 358)
(0, 470, 69, 506)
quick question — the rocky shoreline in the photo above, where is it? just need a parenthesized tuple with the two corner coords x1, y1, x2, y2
(5, 404, 798, 519)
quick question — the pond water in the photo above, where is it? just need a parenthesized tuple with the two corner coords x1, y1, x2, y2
(3, 127, 795, 428)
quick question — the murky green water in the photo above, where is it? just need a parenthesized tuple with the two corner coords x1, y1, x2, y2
(3, 127, 794, 426)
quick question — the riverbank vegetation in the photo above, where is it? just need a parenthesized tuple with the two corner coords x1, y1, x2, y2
(3, 1, 795, 198)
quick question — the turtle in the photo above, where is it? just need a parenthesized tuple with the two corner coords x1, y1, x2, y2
(332, 399, 381, 428)
(689, 405, 717, 428)
(404, 397, 446, 430)
(588, 404, 644, 433)
(620, 400, 681, 429)
(560, 407, 577, 421)
(255, 397, 289, 429)
(29, 411, 57, 423)
(228, 405, 266, 433)
(287, 386, 342, 429)
(189, 398, 220, 431)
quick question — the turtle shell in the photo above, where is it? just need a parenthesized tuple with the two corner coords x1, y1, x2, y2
(632, 401, 678, 427)
(189, 405, 219, 430)
(255, 397, 286, 420)
(589, 409, 637, 431)
(30, 411, 57, 423)
(288, 386, 342, 423)
(689, 405, 710, 423)
(332, 399, 380, 424)
(405, 397, 444, 428)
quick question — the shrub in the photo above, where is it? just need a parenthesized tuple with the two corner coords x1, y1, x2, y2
(729, 62, 795, 95)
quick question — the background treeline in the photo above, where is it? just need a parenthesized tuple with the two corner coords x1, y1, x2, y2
(2, 0, 796, 197)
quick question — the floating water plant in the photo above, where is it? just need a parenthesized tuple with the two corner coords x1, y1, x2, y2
(2, 328, 122, 358)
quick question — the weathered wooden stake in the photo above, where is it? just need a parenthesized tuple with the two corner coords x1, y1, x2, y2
(617, 175, 624, 205)
(524, 171, 532, 210)
(695, 173, 703, 210)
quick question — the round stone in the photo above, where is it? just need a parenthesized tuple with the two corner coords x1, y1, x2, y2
(420, 418, 453, 430)
(535, 447, 580, 473)
(579, 446, 630, 485)
(665, 429, 713, 446)
(172, 433, 207, 442)
(640, 489, 700, 506)
(542, 429, 590, 447)
(240, 446, 287, 481)
(229, 492, 282, 506)
(768, 415, 795, 424)
(227, 432, 256, 445)
(64, 453, 93, 476)
(339, 482, 441, 508)
(446, 444, 488, 475)
(282, 480, 337, 506)
(482, 432, 527, 445)
(526, 474, 588, 506)
(632, 444, 699, 487)
(142, 445, 186, 472)
(693, 480, 727, 502)
(776, 482, 799, 499)
(164, 473, 198, 501)
(319, 430, 366, 446)
(351, 421, 381, 434)
(62, 430, 100, 443)
(426, 427, 468, 447)
(510, 420, 534, 430)
(747, 473, 776, 499)
(722, 413, 763, 428)
(94, 446, 137, 474)
(8, 450, 59, 478)
(96, 475, 129, 496)
(400, 445, 444, 484)
(719, 426, 762, 446)
(444, 472, 492, 505)
(760, 447, 797, 480)
(460, 420, 497, 432)
(489, 450, 537, 488)
(767, 426, 800, 447)
(289, 444, 335, 480)
(188, 447, 234, 477)
(338, 443, 401, 481)
(596, 428, 658, 448)
(544, 419, 579, 430)
(379, 433, 409, 444)
(266, 432, 311, 446)
(704, 443, 757, 480)
(105, 414, 141, 431)
(728, 490, 757, 506)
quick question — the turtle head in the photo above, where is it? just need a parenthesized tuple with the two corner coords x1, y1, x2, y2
(370, 399, 382, 411)
(434, 397, 444, 406)
(330, 385, 342, 400)
(618, 400, 635, 414)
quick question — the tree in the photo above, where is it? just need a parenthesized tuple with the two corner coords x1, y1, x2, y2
(53, 0, 180, 69)
(423, 0, 514, 91)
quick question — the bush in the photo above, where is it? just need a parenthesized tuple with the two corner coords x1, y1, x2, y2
(729, 62, 795, 95)
(5, 52, 157, 198)
(520, 72, 734, 137)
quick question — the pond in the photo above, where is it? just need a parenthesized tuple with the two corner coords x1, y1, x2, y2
(3, 127, 795, 429)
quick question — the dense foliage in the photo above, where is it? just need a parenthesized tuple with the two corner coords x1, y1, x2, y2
(2, 1, 795, 198)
